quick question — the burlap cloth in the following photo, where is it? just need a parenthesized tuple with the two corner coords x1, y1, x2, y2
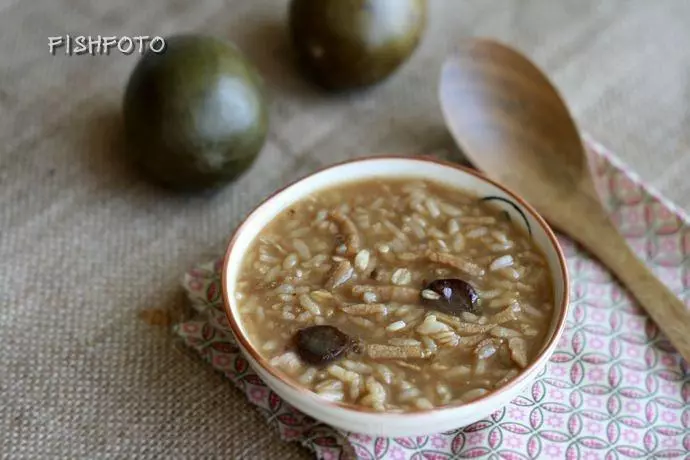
(2, 1, 690, 458)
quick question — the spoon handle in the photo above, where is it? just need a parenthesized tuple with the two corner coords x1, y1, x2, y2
(577, 212, 690, 363)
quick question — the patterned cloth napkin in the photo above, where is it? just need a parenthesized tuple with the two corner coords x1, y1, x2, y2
(173, 138, 690, 460)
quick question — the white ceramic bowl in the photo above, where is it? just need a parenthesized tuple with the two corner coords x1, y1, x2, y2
(221, 155, 569, 437)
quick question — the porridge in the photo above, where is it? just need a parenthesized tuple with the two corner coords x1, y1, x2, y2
(235, 178, 555, 412)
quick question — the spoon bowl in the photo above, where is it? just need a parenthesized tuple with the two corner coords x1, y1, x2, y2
(439, 38, 690, 363)
(439, 39, 594, 231)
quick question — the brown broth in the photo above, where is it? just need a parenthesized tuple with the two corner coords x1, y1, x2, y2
(235, 178, 554, 411)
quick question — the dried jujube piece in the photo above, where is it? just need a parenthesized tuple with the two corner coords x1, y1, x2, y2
(294, 325, 353, 365)
(420, 278, 481, 316)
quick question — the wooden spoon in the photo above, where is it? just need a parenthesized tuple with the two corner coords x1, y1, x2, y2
(438, 38, 690, 363)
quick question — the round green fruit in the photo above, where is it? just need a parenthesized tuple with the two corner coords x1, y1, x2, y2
(123, 34, 268, 191)
(288, 0, 427, 91)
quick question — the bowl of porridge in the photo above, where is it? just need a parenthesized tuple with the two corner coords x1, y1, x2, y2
(221, 156, 569, 436)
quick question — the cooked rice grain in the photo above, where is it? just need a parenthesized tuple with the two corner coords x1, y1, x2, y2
(354, 249, 371, 272)
(490, 255, 514, 271)
(386, 320, 407, 332)
(292, 239, 311, 260)
(391, 268, 412, 286)
(298, 294, 321, 315)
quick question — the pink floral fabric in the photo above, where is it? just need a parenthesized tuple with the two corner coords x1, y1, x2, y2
(174, 139, 690, 459)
